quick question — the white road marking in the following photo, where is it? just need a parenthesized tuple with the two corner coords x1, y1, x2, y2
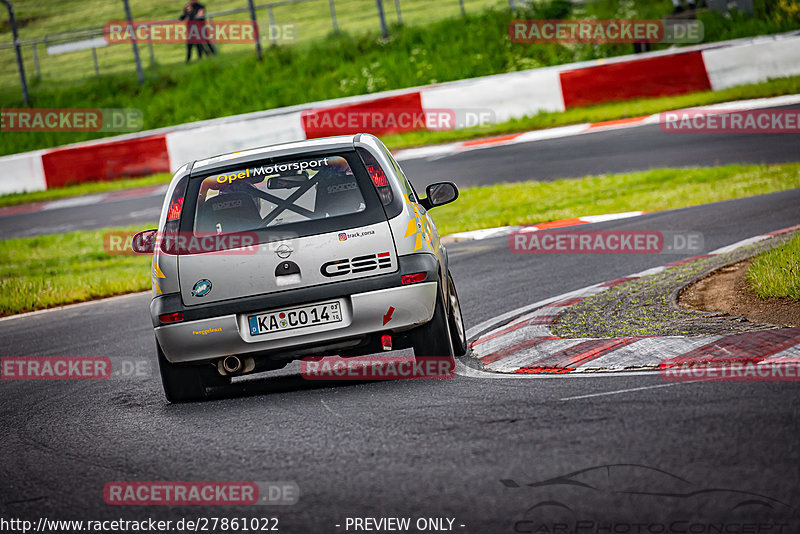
(0, 291, 149, 323)
(559, 381, 698, 401)
(41, 195, 107, 210)
(708, 235, 770, 255)
(320, 399, 340, 417)
(15, 221, 97, 237)
(578, 211, 645, 223)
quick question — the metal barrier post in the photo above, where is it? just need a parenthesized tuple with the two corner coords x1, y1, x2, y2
(247, 0, 263, 60)
(92, 45, 99, 75)
(146, 23, 155, 65)
(375, 0, 388, 38)
(328, 0, 338, 33)
(32, 40, 41, 79)
(267, 6, 277, 46)
(1, 0, 30, 105)
(121, 0, 145, 85)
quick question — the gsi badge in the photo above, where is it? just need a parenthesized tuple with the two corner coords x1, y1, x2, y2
(321, 252, 392, 277)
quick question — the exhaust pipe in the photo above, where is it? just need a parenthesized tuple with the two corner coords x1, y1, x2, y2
(222, 355, 242, 374)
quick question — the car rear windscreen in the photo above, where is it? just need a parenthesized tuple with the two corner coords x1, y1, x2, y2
(192, 154, 370, 235)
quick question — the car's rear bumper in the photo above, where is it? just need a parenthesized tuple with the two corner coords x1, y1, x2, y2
(154, 281, 437, 363)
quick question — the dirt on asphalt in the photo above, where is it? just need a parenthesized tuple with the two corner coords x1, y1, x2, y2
(679, 259, 800, 327)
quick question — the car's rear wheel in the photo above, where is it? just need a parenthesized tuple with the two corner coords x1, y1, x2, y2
(411, 285, 454, 362)
(447, 272, 468, 357)
(156, 341, 230, 403)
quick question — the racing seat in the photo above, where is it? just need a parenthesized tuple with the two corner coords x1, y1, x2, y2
(195, 191, 262, 233)
(315, 170, 364, 217)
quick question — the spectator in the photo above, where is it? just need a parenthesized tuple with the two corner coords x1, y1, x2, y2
(671, 0, 697, 14)
(179, 0, 216, 62)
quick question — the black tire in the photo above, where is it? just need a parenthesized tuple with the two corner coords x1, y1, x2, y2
(411, 287, 454, 360)
(446, 272, 467, 357)
(156, 342, 229, 403)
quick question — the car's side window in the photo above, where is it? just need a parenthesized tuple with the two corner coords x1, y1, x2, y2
(380, 145, 417, 203)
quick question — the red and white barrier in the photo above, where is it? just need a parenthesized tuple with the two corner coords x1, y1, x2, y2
(41, 134, 170, 189)
(165, 112, 305, 172)
(560, 51, 711, 108)
(702, 36, 800, 90)
(0, 151, 47, 194)
(3, 32, 799, 196)
(421, 66, 565, 121)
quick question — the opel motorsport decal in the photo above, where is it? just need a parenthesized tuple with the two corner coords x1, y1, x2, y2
(321, 252, 392, 277)
(212, 157, 333, 185)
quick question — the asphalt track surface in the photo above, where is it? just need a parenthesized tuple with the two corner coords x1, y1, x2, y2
(2, 103, 799, 239)
(3, 185, 800, 530)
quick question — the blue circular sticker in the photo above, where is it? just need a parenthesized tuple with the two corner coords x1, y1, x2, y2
(192, 279, 212, 297)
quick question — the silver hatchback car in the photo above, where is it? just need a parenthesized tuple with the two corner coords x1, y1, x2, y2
(133, 134, 466, 402)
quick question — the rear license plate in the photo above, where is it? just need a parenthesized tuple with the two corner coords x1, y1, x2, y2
(247, 301, 342, 336)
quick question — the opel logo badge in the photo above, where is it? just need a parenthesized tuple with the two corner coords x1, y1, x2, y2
(275, 244, 293, 259)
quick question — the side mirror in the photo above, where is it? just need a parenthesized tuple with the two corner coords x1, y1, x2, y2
(420, 182, 458, 210)
(131, 229, 158, 254)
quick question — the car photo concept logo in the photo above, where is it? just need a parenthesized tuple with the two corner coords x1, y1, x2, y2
(191, 279, 212, 297)
(320, 252, 392, 277)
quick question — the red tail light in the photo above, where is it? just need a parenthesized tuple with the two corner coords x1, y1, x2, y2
(401, 272, 427, 284)
(159, 312, 184, 324)
(167, 197, 183, 222)
(367, 165, 388, 187)
(160, 175, 189, 254)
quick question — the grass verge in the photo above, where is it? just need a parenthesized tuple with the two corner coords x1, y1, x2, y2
(0, 225, 153, 316)
(3, 162, 799, 316)
(747, 231, 800, 300)
(0, 173, 172, 209)
(431, 162, 800, 236)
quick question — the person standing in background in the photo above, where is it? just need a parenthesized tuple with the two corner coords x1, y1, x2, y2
(180, 0, 216, 62)
(670, 0, 697, 14)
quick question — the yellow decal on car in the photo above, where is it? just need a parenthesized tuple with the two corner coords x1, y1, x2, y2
(403, 193, 433, 252)
(151, 257, 166, 295)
